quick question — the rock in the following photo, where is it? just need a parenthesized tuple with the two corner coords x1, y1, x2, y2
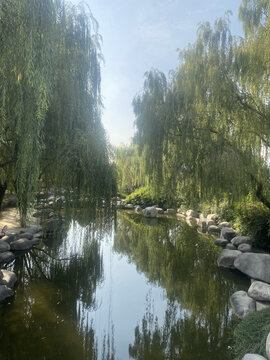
(208, 225, 220, 234)
(134, 205, 142, 213)
(176, 213, 186, 219)
(238, 244, 252, 252)
(125, 204, 134, 210)
(218, 221, 231, 229)
(230, 291, 256, 319)
(226, 243, 237, 250)
(156, 208, 164, 214)
(198, 219, 207, 233)
(234, 253, 270, 283)
(142, 206, 157, 218)
(19, 232, 33, 240)
(266, 332, 270, 360)
(167, 209, 176, 215)
(0, 252, 15, 265)
(232, 236, 253, 247)
(206, 219, 215, 227)
(10, 237, 41, 251)
(0, 270, 17, 288)
(256, 301, 270, 311)
(186, 217, 197, 227)
(221, 227, 237, 241)
(43, 218, 62, 234)
(217, 249, 242, 268)
(207, 213, 218, 222)
(186, 210, 199, 218)
(214, 238, 228, 247)
(0, 285, 13, 302)
(242, 355, 267, 360)
(34, 231, 43, 239)
(248, 281, 270, 301)
(0, 241, 10, 252)
(22, 227, 42, 234)
(1, 234, 17, 244)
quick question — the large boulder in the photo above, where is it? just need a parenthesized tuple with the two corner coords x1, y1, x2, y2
(231, 236, 253, 247)
(217, 249, 242, 268)
(214, 238, 228, 247)
(207, 213, 218, 222)
(10, 238, 40, 251)
(218, 221, 231, 229)
(226, 243, 237, 250)
(143, 206, 157, 218)
(230, 291, 256, 319)
(208, 225, 220, 234)
(0, 285, 13, 302)
(0, 252, 15, 265)
(0, 270, 17, 288)
(256, 301, 270, 311)
(248, 281, 270, 301)
(19, 232, 33, 240)
(221, 227, 237, 241)
(234, 253, 270, 283)
(238, 244, 253, 253)
(242, 355, 267, 360)
(0, 241, 10, 252)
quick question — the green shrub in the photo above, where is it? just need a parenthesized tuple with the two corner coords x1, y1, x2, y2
(236, 202, 270, 249)
(233, 308, 270, 360)
(125, 186, 168, 208)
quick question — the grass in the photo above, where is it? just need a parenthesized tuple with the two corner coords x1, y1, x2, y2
(233, 308, 270, 359)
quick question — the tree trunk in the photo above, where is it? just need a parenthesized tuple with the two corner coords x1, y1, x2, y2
(0, 182, 7, 210)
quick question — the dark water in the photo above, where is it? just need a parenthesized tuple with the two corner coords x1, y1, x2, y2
(0, 211, 249, 360)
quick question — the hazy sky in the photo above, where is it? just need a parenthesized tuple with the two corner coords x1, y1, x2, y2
(75, 0, 243, 146)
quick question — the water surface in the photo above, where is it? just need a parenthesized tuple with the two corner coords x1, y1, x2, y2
(0, 211, 249, 360)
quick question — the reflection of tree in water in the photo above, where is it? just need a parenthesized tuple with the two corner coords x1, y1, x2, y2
(129, 300, 233, 360)
(0, 211, 116, 360)
(114, 213, 246, 359)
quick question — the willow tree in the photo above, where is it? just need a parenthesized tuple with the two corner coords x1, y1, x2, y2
(41, 2, 116, 208)
(0, 0, 116, 225)
(0, 0, 56, 223)
(133, 4, 270, 208)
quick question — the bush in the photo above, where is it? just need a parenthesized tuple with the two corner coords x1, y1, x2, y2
(125, 186, 168, 208)
(233, 308, 270, 360)
(236, 202, 270, 249)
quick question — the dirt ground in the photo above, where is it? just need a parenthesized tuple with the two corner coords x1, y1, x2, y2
(0, 208, 40, 232)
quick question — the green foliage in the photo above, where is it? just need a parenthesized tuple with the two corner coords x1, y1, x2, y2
(233, 308, 270, 359)
(129, 1, 270, 210)
(236, 200, 270, 249)
(0, 0, 116, 222)
(125, 187, 155, 207)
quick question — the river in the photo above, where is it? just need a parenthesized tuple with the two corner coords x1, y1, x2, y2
(0, 211, 249, 360)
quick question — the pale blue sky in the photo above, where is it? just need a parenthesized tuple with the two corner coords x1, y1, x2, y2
(75, 0, 243, 145)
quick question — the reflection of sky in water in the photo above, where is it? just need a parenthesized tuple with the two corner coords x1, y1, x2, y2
(70, 224, 185, 360)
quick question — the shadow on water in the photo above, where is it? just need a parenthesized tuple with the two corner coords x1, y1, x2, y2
(0, 209, 249, 359)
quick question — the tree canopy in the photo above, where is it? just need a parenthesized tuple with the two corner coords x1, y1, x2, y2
(125, 0, 270, 208)
(0, 0, 116, 223)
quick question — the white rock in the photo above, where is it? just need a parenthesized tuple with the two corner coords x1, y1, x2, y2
(232, 236, 253, 247)
(248, 281, 270, 301)
(266, 332, 270, 360)
(186, 210, 199, 218)
(230, 291, 256, 319)
(234, 253, 270, 283)
(242, 355, 267, 360)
